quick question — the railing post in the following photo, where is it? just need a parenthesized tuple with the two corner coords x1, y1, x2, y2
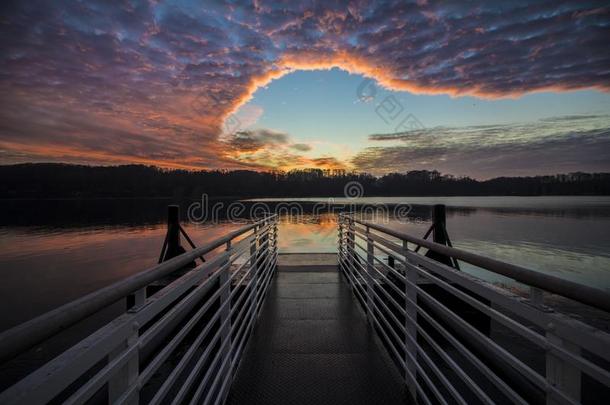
(271, 217, 278, 272)
(220, 241, 232, 370)
(366, 226, 374, 321)
(530, 286, 544, 309)
(108, 322, 140, 404)
(126, 286, 146, 311)
(260, 219, 269, 275)
(337, 216, 345, 276)
(275, 218, 279, 269)
(546, 325, 581, 404)
(251, 225, 259, 310)
(404, 239, 418, 400)
(348, 217, 356, 277)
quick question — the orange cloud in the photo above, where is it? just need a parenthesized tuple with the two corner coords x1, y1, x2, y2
(227, 49, 610, 125)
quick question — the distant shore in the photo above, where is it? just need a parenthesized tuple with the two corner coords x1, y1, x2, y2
(2, 163, 610, 199)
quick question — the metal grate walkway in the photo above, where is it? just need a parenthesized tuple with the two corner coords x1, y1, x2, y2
(226, 264, 407, 405)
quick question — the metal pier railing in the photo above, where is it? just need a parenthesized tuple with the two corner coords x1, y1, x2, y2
(338, 213, 610, 405)
(1, 209, 609, 405)
(0, 215, 278, 405)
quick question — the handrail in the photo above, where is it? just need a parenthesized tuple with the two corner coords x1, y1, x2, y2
(0, 215, 277, 364)
(337, 214, 610, 404)
(341, 213, 610, 313)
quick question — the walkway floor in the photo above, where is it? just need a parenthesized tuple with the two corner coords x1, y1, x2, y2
(226, 262, 407, 405)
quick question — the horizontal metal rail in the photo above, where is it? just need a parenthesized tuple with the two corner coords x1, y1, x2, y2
(338, 213, 610, 405)
(354, 216, 610, 313)
(0, 215, 278, 405)
(0, 216, 271, 364)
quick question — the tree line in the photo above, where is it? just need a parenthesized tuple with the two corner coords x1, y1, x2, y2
(1, 163, 609, 198)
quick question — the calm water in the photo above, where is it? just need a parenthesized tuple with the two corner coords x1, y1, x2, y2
(0, 196, 609, 332)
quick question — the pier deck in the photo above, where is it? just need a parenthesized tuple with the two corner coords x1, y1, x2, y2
(226, 255, 407, 405)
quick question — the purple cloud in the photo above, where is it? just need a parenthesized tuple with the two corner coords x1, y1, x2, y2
(0, 0, 608, 170)
(353, 114, 610, 178)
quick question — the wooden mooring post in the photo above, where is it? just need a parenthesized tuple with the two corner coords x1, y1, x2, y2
(164, 205, 186, 260)
(129, 205, 196, 309)
(424, 204, 454, 267)
(418, 205, 491, 336)
(158, 205, 204, 264)
(416, 205, 540, 399)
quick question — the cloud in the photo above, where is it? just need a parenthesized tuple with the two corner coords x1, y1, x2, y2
(0, 1, 609, 170)
(353, 114, 610, 178)
(223, 129, 346, 171)
(225, 128, 289, 153)
(290, 143, 313, 152)
(310, 157, 347, 169)
(222, 128, 306, 169)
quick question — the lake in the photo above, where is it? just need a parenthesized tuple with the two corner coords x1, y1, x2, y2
(1, 196, 609, 332)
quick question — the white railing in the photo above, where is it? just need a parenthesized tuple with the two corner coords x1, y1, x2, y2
(0, 214, 278, 405)
(338, 213, 610, 405)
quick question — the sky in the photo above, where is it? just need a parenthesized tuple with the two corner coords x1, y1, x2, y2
(0, 0, 609, 178)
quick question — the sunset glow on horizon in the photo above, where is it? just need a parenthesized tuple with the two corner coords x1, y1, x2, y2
(1, 1, 610, 178)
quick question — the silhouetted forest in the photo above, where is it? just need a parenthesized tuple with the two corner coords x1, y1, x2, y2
(1, 163, 610, 198)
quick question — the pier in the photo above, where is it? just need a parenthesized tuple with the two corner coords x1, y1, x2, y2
(0, 207, 609, 404)
(226, 253, 406, 404)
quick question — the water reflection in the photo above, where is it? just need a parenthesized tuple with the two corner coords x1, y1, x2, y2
(277, 213, 338, 252)
(0, 221, 240, 331)
(253, 196, 610, 220)
(1, 197, 609, 331)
